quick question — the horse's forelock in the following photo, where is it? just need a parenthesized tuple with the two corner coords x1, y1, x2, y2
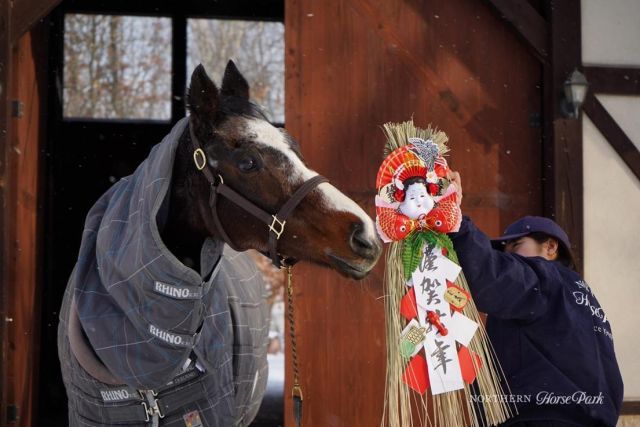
(219, 97, 268, 121)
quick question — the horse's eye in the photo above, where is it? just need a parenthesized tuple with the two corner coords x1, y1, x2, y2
(237, 156, 259, 172)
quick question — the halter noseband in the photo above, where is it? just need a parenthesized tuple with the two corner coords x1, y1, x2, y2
(189, 121, 328, 269)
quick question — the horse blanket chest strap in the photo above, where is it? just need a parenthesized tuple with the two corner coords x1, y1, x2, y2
(70, 379, 207, 424)
(189, 121, 328, 268)
(67, 295, 219, 425)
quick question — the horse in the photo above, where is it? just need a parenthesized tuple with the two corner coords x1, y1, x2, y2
(57, 60, 382, 426)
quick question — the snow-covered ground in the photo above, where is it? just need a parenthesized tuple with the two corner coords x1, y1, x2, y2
(266, 353, 285, 392)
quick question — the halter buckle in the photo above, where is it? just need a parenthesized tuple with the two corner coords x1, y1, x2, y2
(269, 215, 286, 240)
(193, 148, 207, 170)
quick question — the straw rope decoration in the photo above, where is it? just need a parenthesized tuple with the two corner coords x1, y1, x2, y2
(378, 120, 515, 427)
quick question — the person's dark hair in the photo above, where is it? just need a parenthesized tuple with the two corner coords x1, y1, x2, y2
(527, 231, 576, 271)
(404, 176, 427, 188)
(394, 176, 427, 202)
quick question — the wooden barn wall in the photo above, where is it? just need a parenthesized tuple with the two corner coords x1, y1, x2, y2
(4, 25, 47, 425)
(0, 0, 11, 422)
(285, 0, 541, 425)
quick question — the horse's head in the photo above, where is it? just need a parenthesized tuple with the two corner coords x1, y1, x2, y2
(185, 61, 381, 279)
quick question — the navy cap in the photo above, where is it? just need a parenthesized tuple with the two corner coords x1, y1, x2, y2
(491, 216, 571, 252)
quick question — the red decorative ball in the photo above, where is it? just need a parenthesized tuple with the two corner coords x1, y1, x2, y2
(394, 189, 406, 202)
(427, 183, 440, 196)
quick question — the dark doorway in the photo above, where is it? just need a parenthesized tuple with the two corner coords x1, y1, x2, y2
(39, 1, 284, 425)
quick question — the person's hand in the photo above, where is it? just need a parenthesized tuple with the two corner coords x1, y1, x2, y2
(447, 170, 463, 204)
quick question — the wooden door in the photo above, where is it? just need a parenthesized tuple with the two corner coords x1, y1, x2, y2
(2, 25, 49, 426)
(37, 3, 285, 424)
(284, 0, 542, 425)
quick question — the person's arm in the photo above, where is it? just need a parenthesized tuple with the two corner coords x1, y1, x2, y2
(449, 217, 551, 321)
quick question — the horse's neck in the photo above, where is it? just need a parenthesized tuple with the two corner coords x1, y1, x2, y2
(160, 131, 208, 272)
(161, 218, 205, 272)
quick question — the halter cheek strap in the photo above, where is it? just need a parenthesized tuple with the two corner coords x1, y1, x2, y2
(189, 121, 328, 268)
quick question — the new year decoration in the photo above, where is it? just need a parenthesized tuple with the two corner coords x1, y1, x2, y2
(378, 120, 514, 427)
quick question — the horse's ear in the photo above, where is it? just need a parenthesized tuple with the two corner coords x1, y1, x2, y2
(187, 64, 220, 119)
(220, 60, 250, 100)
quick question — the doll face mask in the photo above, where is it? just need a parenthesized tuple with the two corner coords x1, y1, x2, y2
(399, 182, 434, 219)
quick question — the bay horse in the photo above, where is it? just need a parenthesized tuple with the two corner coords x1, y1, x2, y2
(57, 61, 381, 426)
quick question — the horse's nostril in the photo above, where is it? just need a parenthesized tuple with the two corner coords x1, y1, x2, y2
(353, 232, 374, 250)
(349, 223, 380, 259)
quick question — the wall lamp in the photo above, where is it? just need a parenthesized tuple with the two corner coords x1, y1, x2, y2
(561, 68, 589, 119)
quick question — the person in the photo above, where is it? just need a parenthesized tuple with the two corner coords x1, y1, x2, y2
(446, 171, 623, 427)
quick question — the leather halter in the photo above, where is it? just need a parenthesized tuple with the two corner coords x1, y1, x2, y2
(189, 120, 328, 269)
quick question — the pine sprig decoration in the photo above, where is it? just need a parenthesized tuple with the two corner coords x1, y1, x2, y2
(402, 231, 457, 280)
(401, 233, 426, 280)
(423, 231, 455, 259)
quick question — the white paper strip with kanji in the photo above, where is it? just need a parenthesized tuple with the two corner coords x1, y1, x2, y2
(409, 244, 479, 394)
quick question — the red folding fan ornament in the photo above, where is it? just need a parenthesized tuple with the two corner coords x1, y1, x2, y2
(376, 146, 427, 192)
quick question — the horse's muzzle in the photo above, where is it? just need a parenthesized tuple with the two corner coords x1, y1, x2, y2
(328, 254, 373, 280)
(349, 222, 382, 262)
(328, 223, 382, 279)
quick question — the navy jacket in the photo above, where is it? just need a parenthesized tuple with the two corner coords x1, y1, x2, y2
(450, 217, 623, 426)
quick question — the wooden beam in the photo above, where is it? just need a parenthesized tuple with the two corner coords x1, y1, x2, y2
(10, 0, 61, 43)
(622, 401, 640, 415)
(584, 66, 640, 96)
(7, 24, 49, 426)
(0, 0, 11, 424)
(61, 0, 284, 21)
(171, 17, 187, 121)
(484, 0, 548, 62)
(584, 94, 640, 182)
(542, 0, 584, 272)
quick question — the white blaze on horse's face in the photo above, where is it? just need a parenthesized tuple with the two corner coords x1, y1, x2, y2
(242, 117, 378, 253)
